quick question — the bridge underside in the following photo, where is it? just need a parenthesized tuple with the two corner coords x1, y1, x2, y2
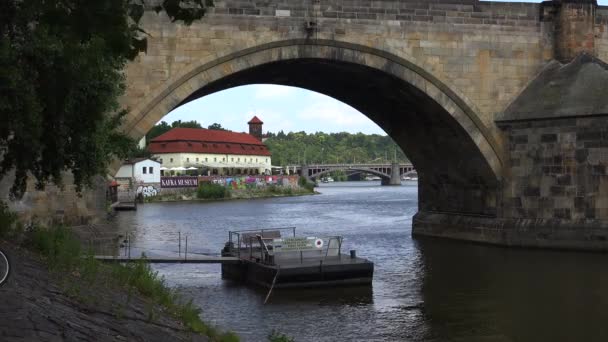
(180, 59, 499, 216)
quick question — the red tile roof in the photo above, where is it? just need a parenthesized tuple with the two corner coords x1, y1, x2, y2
(248, 116, 263, 124)
(148, 128, 271, 156)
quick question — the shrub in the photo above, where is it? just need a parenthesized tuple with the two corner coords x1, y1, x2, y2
(297, 177, 315, 192)
(0, 201, 19, 239)
(268, 330, 295, 342)
(197, 182, 230, 199)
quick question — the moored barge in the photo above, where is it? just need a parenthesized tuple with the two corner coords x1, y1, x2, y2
(221, 227, 374, 289)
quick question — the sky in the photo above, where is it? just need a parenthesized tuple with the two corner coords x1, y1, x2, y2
(162, 0, 608, 135)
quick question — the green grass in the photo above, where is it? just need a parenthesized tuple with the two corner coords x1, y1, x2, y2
(22, 224, 238, 341)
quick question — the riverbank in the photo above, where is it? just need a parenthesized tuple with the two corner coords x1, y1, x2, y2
(0, 242, 220, 341)
(0, 199, 238, 342)
(145, 187, 317, 203)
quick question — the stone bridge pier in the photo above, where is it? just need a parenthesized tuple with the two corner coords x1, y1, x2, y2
(381, 163, 402, 186)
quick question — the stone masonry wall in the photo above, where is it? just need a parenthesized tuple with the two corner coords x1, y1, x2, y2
(124, 0, 553, 141)
(0, 171, 107, 227)
(595, 6, 608, 61)
(501, 117, 608, 221)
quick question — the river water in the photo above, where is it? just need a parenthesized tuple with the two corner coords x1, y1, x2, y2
(113, 182, 608, 342)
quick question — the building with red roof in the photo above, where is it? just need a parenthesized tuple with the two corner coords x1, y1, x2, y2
(148, 117, 271, 176)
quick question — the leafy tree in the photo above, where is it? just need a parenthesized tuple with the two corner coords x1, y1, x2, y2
(146, 121, 172, 143)
(208, 123, 226, 131)
(264, 131, 410, 166)
(0, 0, 211, 198)
(146, 120, 203, 143)
(172, 120, 202, 129)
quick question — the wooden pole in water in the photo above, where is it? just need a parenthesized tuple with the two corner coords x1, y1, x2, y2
(264, 266, 280, 305)
(128, 233, 131, 259)
(178, 231, 181, 257)
(185, 235, 188, 261)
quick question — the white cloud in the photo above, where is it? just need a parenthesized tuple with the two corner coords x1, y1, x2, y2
(252, 84, 296, 99)
(297, 93, 375, 129)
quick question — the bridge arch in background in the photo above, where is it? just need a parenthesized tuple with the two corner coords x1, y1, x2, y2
(124, 40, 503, 216)
(309, 168, 393, 181)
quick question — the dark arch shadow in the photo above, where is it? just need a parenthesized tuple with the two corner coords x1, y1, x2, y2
(173, 59, 499, 216)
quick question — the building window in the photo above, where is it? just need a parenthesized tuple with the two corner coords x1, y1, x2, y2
(196, 158, 199, 162)
(170, 158, 173, 163)
(142, 166, 147, 174)
(231, 157, 234, 162)
(237, 158, 240, 162)
(160, 159, 163, 164)
(186, 158, 189, 162)
(223, 157, 225, 162)
(149, 167, 154, 174)
(205, 157, 208, 162)
(214, 157, 217, 162)
(250, 158, 252, 163)
(256, 158, 258, 162)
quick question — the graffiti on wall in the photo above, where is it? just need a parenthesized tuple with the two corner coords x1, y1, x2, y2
(136, 185, 159, 197)
(198, 175, 300, 189)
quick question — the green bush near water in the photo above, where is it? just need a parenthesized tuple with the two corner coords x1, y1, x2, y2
(197, 182, 231, 199)
(298, 177, 315, 192)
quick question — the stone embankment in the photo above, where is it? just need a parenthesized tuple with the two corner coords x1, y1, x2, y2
(0, 244, 208, 342)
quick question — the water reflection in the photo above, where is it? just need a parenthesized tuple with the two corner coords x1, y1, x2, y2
(417, 237, 608, 342)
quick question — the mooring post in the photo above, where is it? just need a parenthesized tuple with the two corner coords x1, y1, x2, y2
(127, 233, 131, 259)
(178, 231, 181, 257)
(185, 235, 188, 261)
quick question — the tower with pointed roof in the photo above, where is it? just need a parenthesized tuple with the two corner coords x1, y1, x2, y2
(248, 116, 263, 141)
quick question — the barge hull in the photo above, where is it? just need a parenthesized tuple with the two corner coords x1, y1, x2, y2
(222, 257, 374, 289)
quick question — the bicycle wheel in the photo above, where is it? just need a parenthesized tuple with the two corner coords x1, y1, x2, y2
(0, 250, 9, 286)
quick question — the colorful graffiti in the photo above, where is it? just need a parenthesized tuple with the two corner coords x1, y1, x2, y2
(136, 185, 159, 197)
(199, 175, 300, 189)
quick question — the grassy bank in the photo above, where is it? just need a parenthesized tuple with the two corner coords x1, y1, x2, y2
(0, 203, 237, 342)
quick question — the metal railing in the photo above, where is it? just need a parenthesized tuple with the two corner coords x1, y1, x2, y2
(226, 227, 343, 265)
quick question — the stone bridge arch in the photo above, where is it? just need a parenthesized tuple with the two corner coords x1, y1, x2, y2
(123, 39, 504, 216)
(309, 167, 391, 181)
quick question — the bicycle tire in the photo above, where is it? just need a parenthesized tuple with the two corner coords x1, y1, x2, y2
(0, 250, 10, 286)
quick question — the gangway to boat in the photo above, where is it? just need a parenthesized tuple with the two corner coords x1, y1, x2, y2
(94, 255, 239, 264)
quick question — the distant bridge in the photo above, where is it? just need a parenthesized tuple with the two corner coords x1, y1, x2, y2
(286, 163, 415, 186)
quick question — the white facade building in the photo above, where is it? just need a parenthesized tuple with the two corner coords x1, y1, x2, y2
(148, 118, 272, 176)
(115, 158, 161, 183)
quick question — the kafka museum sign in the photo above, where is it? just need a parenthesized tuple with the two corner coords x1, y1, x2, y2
(160, 176, 198, 188)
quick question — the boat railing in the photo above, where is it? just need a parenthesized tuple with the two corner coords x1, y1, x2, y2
(237, 235, 344, 265)
(227, 227, 296, 259)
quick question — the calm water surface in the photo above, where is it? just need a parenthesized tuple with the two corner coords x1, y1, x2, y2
(113, 182, 608, 342)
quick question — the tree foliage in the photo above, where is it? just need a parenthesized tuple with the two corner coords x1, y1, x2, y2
(0, 0, 210, 198)
(146, 120, 203, 142)
(207, 123, 226, 131)
(264, 131, 410, 166)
